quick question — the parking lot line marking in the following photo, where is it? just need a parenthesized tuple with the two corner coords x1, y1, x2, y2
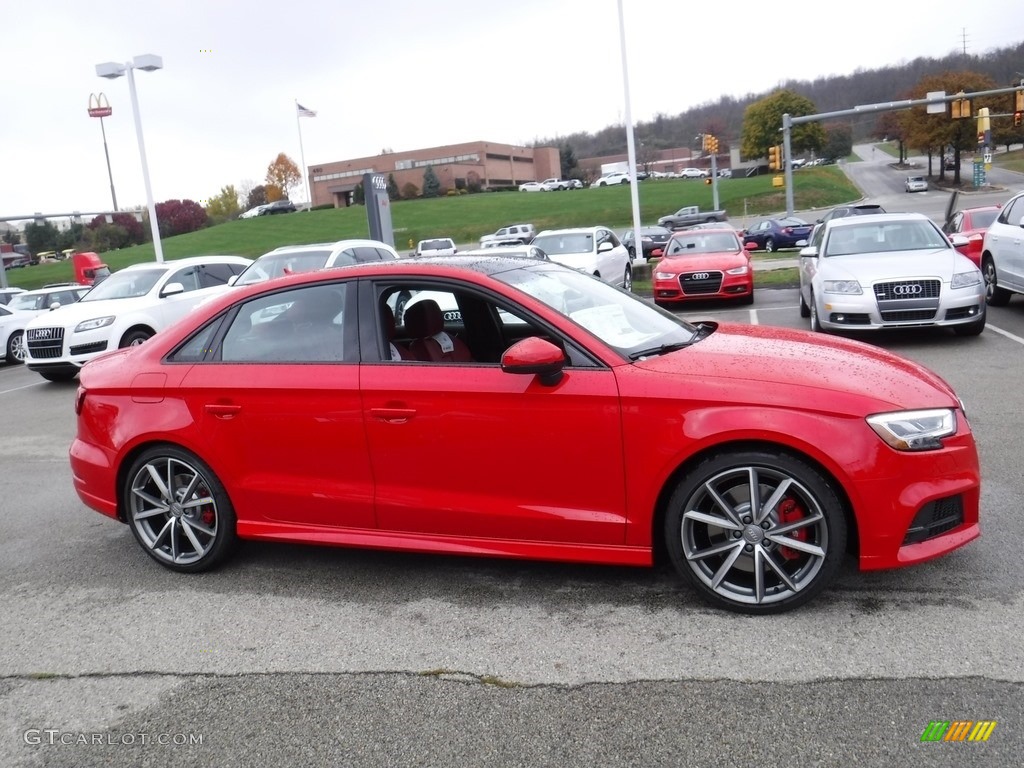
(987, 323, 1024, 346)
(0, 381, 45, 395)
(749, 308, 759, 325)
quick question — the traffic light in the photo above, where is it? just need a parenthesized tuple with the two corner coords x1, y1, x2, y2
(710, 136, 719, 153)
(1015, 111, 1023, 127)
(768, 145, 781, 171)
(701, 134, 710, 151)
(1015, 88, 1024, 113)
(951, 96, 971, 119)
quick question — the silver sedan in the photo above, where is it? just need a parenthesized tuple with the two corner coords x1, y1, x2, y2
(798, 213, 986, 336)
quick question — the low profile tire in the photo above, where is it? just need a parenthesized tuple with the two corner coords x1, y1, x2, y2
(120, 329, 153, 348)
(983, 256, 1011, 306)
(952, 311, 986, 337)
(765, 237, 776, 253)
(6, 330, 26, 364)
(124, 445, 237, 573)
(799, 292, 810, 318)
(808, 291, 827, 333)
(664, 450, 847, 614)
(623, 265, 633, 293)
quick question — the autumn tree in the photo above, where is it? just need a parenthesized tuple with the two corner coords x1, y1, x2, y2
(154, 199, 208, 237)
(421, 166, 440, 198)
(900, 71, 997, 184)
(264, 184, 284, 203)
(205, 185, 241, 223)
(875, 110, 909, 164)
(740, 89, 825, 161)
(387, 173, 400, 201)
(86, 213, 144, 249)
(246, 185, 268, 209)
(266, 153, 301, 200)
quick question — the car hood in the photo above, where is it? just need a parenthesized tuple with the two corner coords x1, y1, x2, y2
(656, 252, 747, 270)
(24, 295, 161, 326)
(817, 248, 973, 281)
(634, 322, 959, 412)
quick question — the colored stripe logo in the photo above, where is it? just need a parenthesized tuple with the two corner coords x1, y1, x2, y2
(921, 721, 997, 742)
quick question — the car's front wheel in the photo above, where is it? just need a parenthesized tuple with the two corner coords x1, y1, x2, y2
(799, 291, 811, 318)
(124, 445, 237, 572)
(6, 330, 26, 364)
(983, 256, 1011, 306)
(664, 450, 847, 614)
(120, 329, 153, 347)
(808, 291, 828, 333)
(623, 265, 632, 293)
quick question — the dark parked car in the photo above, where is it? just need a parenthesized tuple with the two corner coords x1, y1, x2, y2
(259, 200, 297, 215)
(816, 204, 886, 225)
(622, 226, 672, 260)
(742, 217, 812, 252)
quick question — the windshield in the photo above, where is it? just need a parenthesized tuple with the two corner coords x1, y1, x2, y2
(496, 265, 697, 358)
(419, 240, 453, 251)
(80, 268, 165, 301)
(666, 232, 741, 255)
(9, 294, 45, 311)
(531, 233, 593, 256)
(235, 250, 333, 286)
(824, 220, 950, 257)
(969, 210, 998, 229)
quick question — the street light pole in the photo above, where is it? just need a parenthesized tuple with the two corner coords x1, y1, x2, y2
(96, 55, 164, 262)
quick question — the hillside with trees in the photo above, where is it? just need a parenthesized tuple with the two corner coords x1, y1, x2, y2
(538, 41, 1024, 161)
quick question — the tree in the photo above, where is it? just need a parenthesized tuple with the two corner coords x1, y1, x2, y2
(246, 185, 268, 209)
(386, 173, 400, 201)
(25, 221, 60, 253)
(205, 185, 241, 223)
(560, 142, 579, 178)
(421, 166, 440, 198)
(265, 153, 301, 200)
(87, 213, 144, 248)
(900, 71, 997, 185)
(154, 199, 208, 237)
(1, 229, 19, 245)
(353, 182, 365, 205)
(264, 184, 284, 203)
(740, 89, 825, 161)
(821, 123, 853, 161)
(401, 182, 419, 199)
(875, 111, 909, 163)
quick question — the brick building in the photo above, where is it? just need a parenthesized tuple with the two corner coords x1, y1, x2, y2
(309, 141, 561, 208)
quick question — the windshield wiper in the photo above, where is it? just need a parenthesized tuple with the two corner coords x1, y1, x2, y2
(629, 341, 695, 360)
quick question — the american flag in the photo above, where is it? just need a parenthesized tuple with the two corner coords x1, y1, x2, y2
(296, 103, 317, 118)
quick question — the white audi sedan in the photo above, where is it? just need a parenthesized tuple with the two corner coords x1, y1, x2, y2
(798, 213, 985, 336)
(531, 227, 632, 291)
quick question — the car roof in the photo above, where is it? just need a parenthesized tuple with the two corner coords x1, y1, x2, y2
(264, 240, 396, 256)
(671, 227, 739, 236)
(828, 212, 930, 228)
(535, 227, 605, 236)
(118, 255, 251, 272)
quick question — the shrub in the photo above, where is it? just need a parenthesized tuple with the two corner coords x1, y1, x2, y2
(401, 182, 420, 199)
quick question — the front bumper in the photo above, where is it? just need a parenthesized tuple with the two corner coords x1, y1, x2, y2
(653, 270, 753, 303)
(818, 280, 985, 330)
(25, 323, 111, 371)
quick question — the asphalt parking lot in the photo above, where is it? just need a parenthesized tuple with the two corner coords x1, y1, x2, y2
(1, 287, 1022, 767)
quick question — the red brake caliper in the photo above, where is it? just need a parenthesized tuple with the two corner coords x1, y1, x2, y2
(777, 498, 807, 560)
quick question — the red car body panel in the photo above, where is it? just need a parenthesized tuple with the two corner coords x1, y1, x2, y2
(946, 206, 1001, 268)
(69, 263, 980, 577)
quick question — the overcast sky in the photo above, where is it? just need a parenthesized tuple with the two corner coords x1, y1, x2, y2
(2, 0, 1021, 219)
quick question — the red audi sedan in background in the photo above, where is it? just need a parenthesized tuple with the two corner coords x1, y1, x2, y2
(942, 204, 1000, 268)
(651, 228, 756, 305)
(69, 256, 980, 614)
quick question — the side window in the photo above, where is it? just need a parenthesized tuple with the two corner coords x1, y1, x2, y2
(199, 263, 236, 287)
(376, 247, 398, 261)
(353, 246, 383, 262)
(221, 284, 347, 363)
(166, 266, 200, 293)
(810, 224, 825, 249)
(168, 320, 222, 363)
(332, 249, 358, 267)
(1004, 196, 1024, 226)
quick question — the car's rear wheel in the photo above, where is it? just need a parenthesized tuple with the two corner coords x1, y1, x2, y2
(983, 256, 1011, 306)
(623, 265, 632, 293)
(664, 450, 847, 614)
(765, 237, 776, 253)
(124, 445, 237, 573)
(6, 331, 26, 364)
(627, 246, 636, 259)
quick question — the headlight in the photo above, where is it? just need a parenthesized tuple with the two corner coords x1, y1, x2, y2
(866, 408, 956, 451)
(74, 316, 115, 333)
(823, 280, 862, 294)
(951, 270, 982, 289)
(726, 265, 749, 275)
(654, 271, 675, 280)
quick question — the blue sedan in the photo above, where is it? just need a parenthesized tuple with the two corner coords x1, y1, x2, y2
(742, 217, 812, 252)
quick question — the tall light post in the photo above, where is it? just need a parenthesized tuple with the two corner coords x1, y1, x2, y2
(95, 54, 164, 262)
(87, 93, 118, 211)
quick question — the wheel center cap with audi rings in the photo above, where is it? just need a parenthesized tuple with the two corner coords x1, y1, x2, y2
(170, 502, 184, 518)
(743, 525, 764, 544)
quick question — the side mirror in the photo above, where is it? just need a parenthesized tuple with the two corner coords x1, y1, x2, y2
(799, 245, 819, 259)
(794, 239, 808, 247)
(160, 282, 185, 297)
(227, 275, 238, 286)
(501, 337, 565, 386)
(598, 241, 614, 253)
(650, 248, 664, 259)
(48, 301, 62, 311)
(949, 234, 970, 248)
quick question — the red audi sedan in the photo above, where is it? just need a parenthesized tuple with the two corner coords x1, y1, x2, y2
(941, 204, 1000, 269)
(69, 257, 980, 614)
(651, 228, 756, 306)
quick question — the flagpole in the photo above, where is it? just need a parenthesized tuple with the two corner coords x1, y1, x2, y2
(295, 99, 312, 210)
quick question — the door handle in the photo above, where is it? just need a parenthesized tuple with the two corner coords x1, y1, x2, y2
(370, 407, 416, 424)
(204, 403, 241, 418)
